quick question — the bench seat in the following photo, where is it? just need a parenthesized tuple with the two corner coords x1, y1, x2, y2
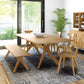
(4, 44, 31, 72)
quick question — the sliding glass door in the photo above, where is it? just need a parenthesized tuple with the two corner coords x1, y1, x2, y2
(0, 0, 44, 47)
(21, 1, 41, 45)
(0, 0, 17, 46)
(22, 1, 41, 33)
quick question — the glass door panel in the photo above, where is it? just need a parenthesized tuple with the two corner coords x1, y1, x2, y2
(0, 0, 17, 46)
(21, 1, 41, 45)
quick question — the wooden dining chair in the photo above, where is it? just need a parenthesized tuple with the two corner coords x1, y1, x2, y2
(56, 33, 76, 58)
(50, 31, 61, 53)
(57, 37, 80, 76)
(24, 30, 33, 50)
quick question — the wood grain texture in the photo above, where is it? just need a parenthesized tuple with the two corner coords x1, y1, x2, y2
(16, 33, 69, 69)
(0, 61, 12, 84)
(5, 44, 31, 58)
(16, 33, 69, 44)
(67, 79, 84, 84)
(69, 30, 84, 49)
(5, 44, 31, 72)
(57, 38, 79, 76)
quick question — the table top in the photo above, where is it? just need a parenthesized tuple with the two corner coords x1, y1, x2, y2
(16, 33, 69, 44)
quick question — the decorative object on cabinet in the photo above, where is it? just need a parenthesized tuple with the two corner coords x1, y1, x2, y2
(73, 12, 84, 31)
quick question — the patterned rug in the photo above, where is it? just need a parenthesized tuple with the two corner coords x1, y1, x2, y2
(0, 49, 84, 84)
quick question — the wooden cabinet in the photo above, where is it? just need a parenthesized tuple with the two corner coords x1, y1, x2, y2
(70, 30, 84, 49)
(73, 12, 84, 31)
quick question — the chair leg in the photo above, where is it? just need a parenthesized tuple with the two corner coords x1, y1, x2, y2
(57, 57, 62, 75)
(71, 57, 75, 76)
(54, 44, 55, 53)
(51, 44, 52, 52)
(56, 47, 59, 58)
(74, 57, 79, 70)
(63, 57, 65, 68)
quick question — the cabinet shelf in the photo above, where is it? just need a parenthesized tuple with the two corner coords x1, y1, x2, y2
(73, 12, 84, 30)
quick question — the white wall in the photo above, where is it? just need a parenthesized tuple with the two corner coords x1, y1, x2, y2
(63, 0, 84, 38)
(45, 0, 63, 35)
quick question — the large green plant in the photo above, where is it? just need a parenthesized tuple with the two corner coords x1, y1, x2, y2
(51, 8, 71, 34)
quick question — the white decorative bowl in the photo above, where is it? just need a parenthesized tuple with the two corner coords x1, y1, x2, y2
(33, 33, 44, 37)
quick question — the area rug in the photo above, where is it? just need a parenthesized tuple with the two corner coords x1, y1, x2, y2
(0, 49, 84, 84)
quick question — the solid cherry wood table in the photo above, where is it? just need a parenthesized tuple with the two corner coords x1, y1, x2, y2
(16, 33, 69, 69)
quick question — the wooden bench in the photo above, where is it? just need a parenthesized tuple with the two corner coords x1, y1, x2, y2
(0, 61, 12, 84)
(4, 44, 31, 72)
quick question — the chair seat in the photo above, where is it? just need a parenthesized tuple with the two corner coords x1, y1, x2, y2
(59, 51, 75, 57)
(58, 44, 69, 49)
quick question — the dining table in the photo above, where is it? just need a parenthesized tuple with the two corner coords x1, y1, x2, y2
(16, 33, 69, 69)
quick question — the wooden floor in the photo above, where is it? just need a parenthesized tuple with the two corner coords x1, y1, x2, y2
(0, 61, 12, 84)
(67, 79, 84, 84)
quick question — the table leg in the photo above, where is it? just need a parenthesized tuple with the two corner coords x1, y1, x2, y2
(34, 44, 40, 55)
(37, 49, 46, 69)
(27, 43, 33, 52)
(46, 45, 58, 65)
(37, 45, 58, 69)
(24, 40, 29, 50)
(27, 43, 40, 55)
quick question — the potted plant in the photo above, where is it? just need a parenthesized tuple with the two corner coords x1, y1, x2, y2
(51, 8, 71, 36)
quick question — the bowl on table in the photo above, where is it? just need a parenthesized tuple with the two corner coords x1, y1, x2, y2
(33, 33, 44, 37)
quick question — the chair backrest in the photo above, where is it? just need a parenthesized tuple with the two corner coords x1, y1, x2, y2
(24, 30, 33, 33)
(67, 33, 74, 46)
(56, 31, 61, 37)
(68, 32, 79, 57)
(73, 37, 80, 57)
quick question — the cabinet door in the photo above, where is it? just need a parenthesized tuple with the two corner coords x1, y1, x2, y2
(81, 33, 84, 49)
(77, 32, 81, 48)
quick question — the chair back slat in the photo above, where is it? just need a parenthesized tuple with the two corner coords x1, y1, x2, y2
(68, 32, 80, 57)
(24, 30, 33, 33)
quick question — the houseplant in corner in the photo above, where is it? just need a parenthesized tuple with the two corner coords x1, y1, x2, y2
(51, 8, 71, 37)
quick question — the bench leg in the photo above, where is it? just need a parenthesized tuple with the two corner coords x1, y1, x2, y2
(13, 57, 29, 72)
(13, 58, 20, 72)
(20, 57, 29, 70)
(4, 51, 10, 59)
